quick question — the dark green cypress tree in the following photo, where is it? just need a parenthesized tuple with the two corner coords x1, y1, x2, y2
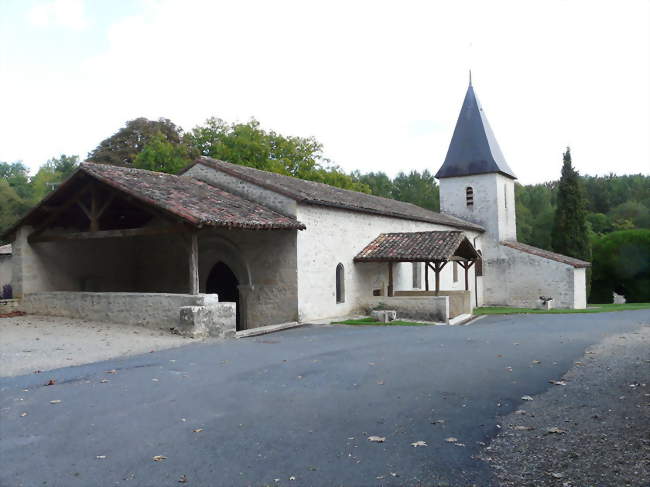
(551, 147, 592, 262)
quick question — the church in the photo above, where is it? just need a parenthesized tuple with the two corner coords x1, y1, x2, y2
(3, 81, 589, 336)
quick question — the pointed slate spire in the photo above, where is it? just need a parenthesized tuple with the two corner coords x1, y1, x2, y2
(436, 82, 516, 179)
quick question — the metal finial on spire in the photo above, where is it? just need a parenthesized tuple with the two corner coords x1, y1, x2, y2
(469, 70, 472, 86)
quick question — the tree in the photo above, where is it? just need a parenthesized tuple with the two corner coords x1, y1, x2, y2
(551, 148, 591, 262)
(354, 171, 394, 198)
(590, 230, 650, 303)
(185, 117, 369, 192)
(0, 161, 31, 200)
(87, 117, 186, 167)
(30, 154, 80, 202)
(0, 179, 31, 241)
(134, 131, 193, 174)
(392, 170, 439, 211)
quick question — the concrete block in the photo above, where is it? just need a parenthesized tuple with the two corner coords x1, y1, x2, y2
(370, 310, 397, 323)
(179, 303, 236, 339)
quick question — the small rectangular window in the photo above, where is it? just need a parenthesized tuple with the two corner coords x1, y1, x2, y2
(466, 187, 474, 207)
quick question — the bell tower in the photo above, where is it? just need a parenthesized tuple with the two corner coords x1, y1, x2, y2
(436, 79, 517, 241)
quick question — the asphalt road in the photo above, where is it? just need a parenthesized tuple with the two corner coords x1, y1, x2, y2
(2, 310, 649, 487)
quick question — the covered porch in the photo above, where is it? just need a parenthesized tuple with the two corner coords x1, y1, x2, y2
(5, 163, 304, 336)
(354, 231, 480, 322)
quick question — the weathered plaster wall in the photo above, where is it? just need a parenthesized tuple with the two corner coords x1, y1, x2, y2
(135, 229, 299, 329)
(12, 226, 138, 297)
(295, 204, 482, 321)
(439, 173, 516, 241)
(363, 296, 450, 323)
(20, 292, 220, 330)
(184, 164, 297, 217)
(394, 290, 472, 317)
(481, 241, 585, 309)
(0, 255, 12, 291)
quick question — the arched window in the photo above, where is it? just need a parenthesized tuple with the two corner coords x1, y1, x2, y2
(466, 186, 474, 207)
(336, 263, 345, 303)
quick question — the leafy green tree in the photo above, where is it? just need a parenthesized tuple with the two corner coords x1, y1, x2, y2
(586, 213, 613, 235)
(30, 155, 80, 202)
(354, 171, 394, 198)
(0, 161, 31, 199)
(88, 117, 186, 167)
(551, 148, 591, 262)
(0, 179, 31, 241)
(609, 201, 650, 229)
(134, 132, 193, 174)
(590, 229, 650, 303)
(185, 117, 369, 192)
(392, 170, 439, 211)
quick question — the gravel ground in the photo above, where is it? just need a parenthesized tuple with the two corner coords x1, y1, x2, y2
(481, 324, 650, 487)
(0, 315, 194, 377)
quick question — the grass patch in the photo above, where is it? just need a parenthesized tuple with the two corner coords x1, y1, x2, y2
(332, 317, 434, 326)
(474, 303, 650, 315)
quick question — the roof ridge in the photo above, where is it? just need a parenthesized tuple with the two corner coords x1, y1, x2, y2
(195, 157, 484, 232)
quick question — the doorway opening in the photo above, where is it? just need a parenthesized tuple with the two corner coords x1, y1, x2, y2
(206, 261, 241, 330)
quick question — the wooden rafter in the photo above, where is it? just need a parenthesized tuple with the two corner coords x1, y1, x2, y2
(30, 225, 189, 243)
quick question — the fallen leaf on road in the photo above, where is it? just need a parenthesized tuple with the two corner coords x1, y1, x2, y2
(545, 427, 567, 434)
(410, 440, 427, 447)
(521, 395, 534, 401)
(100, 379, 109, 383)
(192, 428, 203, 433)
(550, 472, 564, 478)
(575, 361, 584, 366)
(445, 437, 458, 443)
(505, 366, 513, 372)
(289, 476, 296, 480)
(96, 455, 106, 459)
(376, 380, 384, 385)
(49, 400, 61, 404)
(46, 379, 56, 386)
(178, 475, 188, 483)
(531, 360, 541, 364)
(549, 380, 567, 386)
(152, 378, 159, 382)
(368, 436, 386, 443)
(20, 412, 27, 417)
(513, 425, 535, 431)
(105, 369, 117, 374)
(152, 455, 167, 462)
(431, 419, 445, 424)
(514, 410, 527, 415)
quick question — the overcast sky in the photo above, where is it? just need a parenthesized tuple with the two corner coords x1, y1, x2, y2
(1, 0, 648, 184)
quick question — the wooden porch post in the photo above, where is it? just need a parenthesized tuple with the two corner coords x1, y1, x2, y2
(387, 262, 394, 297)
(425, 262, 429, 291)
(434, 262, 440, 296)
(188, 232, 199, 295)
(458, 260, 475, 291)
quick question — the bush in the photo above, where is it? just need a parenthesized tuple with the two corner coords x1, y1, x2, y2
(590, 230, 650, 303)
(1, 284, 12, 300)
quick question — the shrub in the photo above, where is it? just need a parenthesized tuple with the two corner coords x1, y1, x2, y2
(590, 230, 650, 303)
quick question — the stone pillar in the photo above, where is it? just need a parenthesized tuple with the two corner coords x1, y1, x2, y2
(237, 284, 253, 330)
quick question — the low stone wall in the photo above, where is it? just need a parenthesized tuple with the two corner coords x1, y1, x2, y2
(363, 296, 449, 323)
(0, 299, 20, 313)
(19, 292, 234, 336)
(394, 290, 472, 318)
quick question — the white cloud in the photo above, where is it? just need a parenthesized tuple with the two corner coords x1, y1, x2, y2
(27, 0, 88, 31)
(5, 0, 649, 183)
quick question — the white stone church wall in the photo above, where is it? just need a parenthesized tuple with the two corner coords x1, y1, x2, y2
(295, 204, 482, 321)
(439, 173, 516, 241)
(481, 242, 586, 309)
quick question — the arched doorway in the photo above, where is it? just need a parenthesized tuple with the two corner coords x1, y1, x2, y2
(206, 262, 241, 330)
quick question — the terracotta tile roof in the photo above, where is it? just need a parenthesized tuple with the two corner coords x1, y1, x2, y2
(0, 244, 11, 255)
(2, 164, 305, 239)
(501, 240, 590, 268)
(189, 157, 484, 232)
(80, 163, 306, 230)
(354, 231, 479, 262)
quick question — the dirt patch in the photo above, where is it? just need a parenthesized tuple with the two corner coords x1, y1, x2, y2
(0, 314, 195, 377)
(481, 325, 650, 486)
